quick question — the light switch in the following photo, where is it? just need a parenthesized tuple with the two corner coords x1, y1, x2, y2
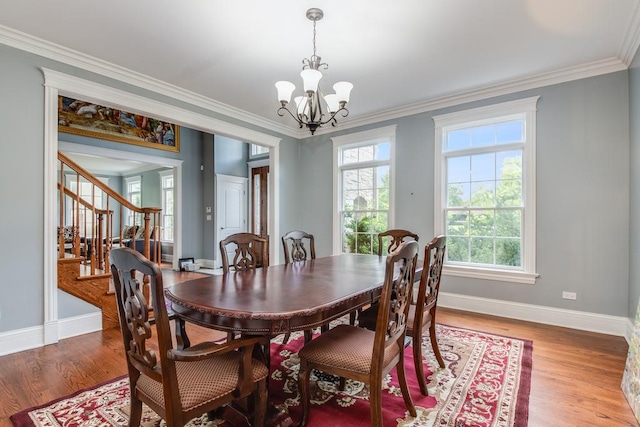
(206, 214, 212, 221)
(205, 206, 212, 213)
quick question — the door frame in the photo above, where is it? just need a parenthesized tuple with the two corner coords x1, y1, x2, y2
(43, 69, 281, 345)
(247, 158, 270, 237)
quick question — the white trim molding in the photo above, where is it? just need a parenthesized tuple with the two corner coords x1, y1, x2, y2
(433, 97, 540, 284)
(331, 125, 397, 255)
(44, 70, 281, 346)
(1, 25, 632, 140)
(439, 292, 630, 340)
(0, 312, 102, 357)
(1, 293, 629, 357)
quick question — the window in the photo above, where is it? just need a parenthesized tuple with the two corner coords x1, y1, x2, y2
(125, 175, 141, 227)
(433, 97, 539, 284)
(250, 144, 269, 158)
(332, 126, 396, 255)
(159, 170, 174, 242)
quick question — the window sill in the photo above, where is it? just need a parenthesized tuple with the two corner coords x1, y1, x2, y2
(443, 264, 538, 284)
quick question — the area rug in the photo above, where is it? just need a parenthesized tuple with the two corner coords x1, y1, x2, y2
(10, 324, 532, 427)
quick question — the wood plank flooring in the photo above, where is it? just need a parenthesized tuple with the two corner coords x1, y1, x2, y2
(0, 268, 637, 426)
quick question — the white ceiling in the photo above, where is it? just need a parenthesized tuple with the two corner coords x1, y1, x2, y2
(64, 152, 158, 175)
(1, 0, 640, 134)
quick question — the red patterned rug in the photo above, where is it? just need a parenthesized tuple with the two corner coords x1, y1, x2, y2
(10, 324, 531, 427)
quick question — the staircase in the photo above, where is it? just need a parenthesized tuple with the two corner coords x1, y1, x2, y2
(57, 151, 162, 329)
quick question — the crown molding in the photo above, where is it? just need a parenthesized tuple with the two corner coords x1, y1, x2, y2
(0, 24, 299, 138)
(329, 57, 628, 135)
(619, 0, 640, 65)
(0, 23, 634, 141)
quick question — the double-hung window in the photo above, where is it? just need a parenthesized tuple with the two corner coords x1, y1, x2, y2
(433, 97, 539, 284)
(332, 126, 396, 255)
(125, 175, 142, 227)
(159, 170, 174, 242)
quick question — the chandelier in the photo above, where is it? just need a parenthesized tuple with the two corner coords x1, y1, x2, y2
(275, 8, 353, 135)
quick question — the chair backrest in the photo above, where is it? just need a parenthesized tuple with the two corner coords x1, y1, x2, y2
(281, 230, 316, 264)
(219, 232, 269, 273)
(372, 240, 419, 367)
(414, 235, 446, 318)
(109, 247, 177, 399)
(377, 229, 419, 256)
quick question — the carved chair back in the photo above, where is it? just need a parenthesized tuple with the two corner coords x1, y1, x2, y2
(373, 240, 419, 358)
(219, 232, 269, 273)
(109, 246, 269, 426)
(281, 230, 316, 264)
(414, 235, 447, 326)
(377, 229, 419, 256)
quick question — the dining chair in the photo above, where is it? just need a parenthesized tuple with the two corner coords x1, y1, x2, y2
(359, 235, 447, 396)
(109, 247, 269, 427)
(377, 228, 420, 256)
(348, 228, 420, 326)
(281, 230, 316, 264)
(297, 240, 419, 427)
(220, 232, 269, 274)
(281, 230, 317, 344)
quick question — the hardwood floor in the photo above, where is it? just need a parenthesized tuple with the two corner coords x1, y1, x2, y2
(0, 269, 637, 426)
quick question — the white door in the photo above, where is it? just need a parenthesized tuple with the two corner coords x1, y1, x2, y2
(215, 174, 248, 268)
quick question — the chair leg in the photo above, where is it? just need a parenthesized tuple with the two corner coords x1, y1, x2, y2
(281, 332, 291, 345)
(349, 310, 357, 325)
(429, 322, 445, 368)
(253, 378, 267, 427)
(304, 329, 313, 343)
(412, 328, 428, 396)
(129, 393, 143, 427)
(298, 360, 312, 427)
(369, 377, 384, 427)
(397, 350, 417, 417)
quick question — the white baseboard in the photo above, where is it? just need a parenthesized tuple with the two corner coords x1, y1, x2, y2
(58, 312, 102, 339)
(439, 292, 630, 342)
(0, 294, 632, 356)
(197, 258, 215, 269)
(0, 312, 103, 356)
(0, 325, 43, 356)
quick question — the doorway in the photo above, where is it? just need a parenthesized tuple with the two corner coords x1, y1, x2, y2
(251, 165, 269, 238)
(44, 69, 282, 345)
(215, 174, 248, 267)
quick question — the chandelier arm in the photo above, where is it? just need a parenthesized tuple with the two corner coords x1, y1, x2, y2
(317, 107, 349, 126)
(277, 106, 304, 124)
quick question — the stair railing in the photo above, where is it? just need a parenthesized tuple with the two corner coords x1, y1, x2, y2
(57, 151, 162, 277)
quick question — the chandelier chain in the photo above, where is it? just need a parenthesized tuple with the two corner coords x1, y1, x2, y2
(312, 20, 317, 59)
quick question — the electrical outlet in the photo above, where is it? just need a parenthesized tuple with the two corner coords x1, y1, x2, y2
(562, 291, 577, 300)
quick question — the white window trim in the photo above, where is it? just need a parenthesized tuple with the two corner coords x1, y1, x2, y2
(159, 169, 174, 242)
(249, 143, 270, 159)
(433, 97, 539, 284)
(331, 125, 397, 255)
(125, 175, 141, 226)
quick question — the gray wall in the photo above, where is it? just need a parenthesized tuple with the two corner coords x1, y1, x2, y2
(0, 37, 634, 335)
(203, 133, 215, 261)
(0, 43, 297, 333)
(214, 135, 249, 177)
(630, 51, 640, 323)
(299, 71, 631, 318)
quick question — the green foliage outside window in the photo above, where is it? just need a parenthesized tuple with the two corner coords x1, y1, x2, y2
(342, 173, 390, 254)
(446, 155, 523, 267)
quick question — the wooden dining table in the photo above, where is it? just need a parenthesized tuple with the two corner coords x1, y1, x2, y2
(164, 253, 404, 338)
(164, 253, 421, 427)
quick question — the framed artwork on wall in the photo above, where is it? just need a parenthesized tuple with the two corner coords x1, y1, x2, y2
(57, 96, 180, 152)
